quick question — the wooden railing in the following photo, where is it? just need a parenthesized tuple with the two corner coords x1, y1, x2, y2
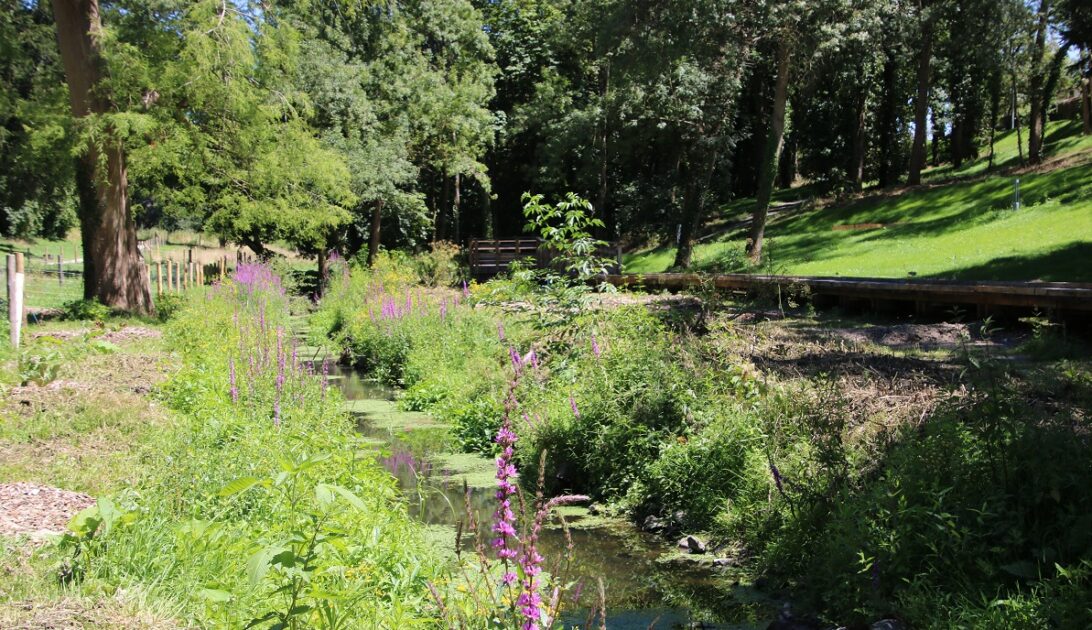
(468, 238, 622, 278)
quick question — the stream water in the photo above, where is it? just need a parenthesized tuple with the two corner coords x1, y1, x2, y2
(321, 359, 777, 629)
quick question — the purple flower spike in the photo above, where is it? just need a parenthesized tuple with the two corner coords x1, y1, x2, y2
(591, 333, 601, 359)
(770, 463, 784, 493)
(509, 347, 523, 372)
(497, 321, 506, 341)
(229, 357, 238, 404)
(569, 393, 580, 418)
(462, 279, 470, 299)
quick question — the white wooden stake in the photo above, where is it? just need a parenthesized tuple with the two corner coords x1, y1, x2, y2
(8, 253, 24, 348)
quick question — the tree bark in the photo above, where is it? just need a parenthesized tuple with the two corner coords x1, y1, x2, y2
(877, 50, 900, 188)
(1083, 55, 1091, 135)
(851, 89, 867, 191)
(367, 199, 384, 266)
(747, 38, 791, 263)
(453, 172, 461, 244)
(907, 10, 934, 186)
(597, 59, 611, 239)
(1028, 0, 1051, 165)
(52, 0, 152, 315)
(672, 150, 717, 269)
(1014, 72, 1025, 163)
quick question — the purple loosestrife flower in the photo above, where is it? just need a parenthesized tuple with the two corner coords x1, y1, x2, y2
(509, 347, 523, 372)
(569, 393, 580, 418)
(518, 493, 590, 630)
(462, 279, 470, 299)
(498, 321, 506, 341)
(229, 357, 238, 404)
(493, 418, 519, 562)
(770, 462, 784, 493)
(591, 334, 601, 359)
(274, 394, 281, 428)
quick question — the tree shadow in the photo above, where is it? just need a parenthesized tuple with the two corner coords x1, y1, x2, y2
(923, 241, 1092, 283)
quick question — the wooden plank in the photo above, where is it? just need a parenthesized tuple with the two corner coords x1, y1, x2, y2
(604, 273, 1092, 311)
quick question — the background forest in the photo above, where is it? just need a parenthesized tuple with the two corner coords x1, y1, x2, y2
(3, 0, 1091, 279)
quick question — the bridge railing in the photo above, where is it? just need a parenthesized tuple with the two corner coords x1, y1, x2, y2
(468, 238, 622, 278)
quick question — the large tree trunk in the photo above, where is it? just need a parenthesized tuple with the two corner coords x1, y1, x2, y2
(367, 199, 384, 266)
(53, 0, 152, 315)
(597, 59, 611, 239)
(672, 151, 717, 269)
(877, 51, 900, 188)
(453, 172, 461, 244)
(747, 39, 791, 263)
(906, 12, 934, 186)
(851, 90, 867, 191)
(1028, 0, 1051, 165)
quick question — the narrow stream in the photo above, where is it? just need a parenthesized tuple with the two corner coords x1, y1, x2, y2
(321, 361, 778, 629)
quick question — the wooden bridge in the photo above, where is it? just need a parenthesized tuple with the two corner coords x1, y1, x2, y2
(603, 273, 1092, 316)
(468, 238, 622, 278)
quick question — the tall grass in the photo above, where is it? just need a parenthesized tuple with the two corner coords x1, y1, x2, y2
(57, 264, 445, 627)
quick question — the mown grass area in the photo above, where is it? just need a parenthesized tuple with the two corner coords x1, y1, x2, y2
(625, 121, 1092, 281)
(0, 327, 175, 496)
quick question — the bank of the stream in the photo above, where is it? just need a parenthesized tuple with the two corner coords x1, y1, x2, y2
(319, 360, 776, 628)
(314, 255, 1092, 628)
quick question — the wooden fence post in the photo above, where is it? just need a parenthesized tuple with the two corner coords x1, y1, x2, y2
(8, 253, 24, 348)
(58, 248, 64, 284)
(156, 261, 163, 295)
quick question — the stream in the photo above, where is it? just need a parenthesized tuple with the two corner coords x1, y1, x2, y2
(320, 357, 777, 629)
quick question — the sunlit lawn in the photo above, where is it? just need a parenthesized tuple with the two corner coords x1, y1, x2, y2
(625, 121, 1092, 281)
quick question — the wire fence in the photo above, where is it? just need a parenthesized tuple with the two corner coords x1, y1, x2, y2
(2, 252, 85, 311)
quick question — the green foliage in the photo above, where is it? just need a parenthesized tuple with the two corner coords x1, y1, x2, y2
(48, 269, 446, 627)
(61, 299, 114, 322)
(522, 192, 612, 281)
(153, 293, 187, 322)
(408, 241, 466, 288)
(0, 1, 76, 239)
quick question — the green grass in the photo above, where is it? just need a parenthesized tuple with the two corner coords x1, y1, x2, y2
(625, 121, 1092, 281)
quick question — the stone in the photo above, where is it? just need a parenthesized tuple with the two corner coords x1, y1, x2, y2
(643, 515, 667, 533)
(713, 557, 739, 568)
(677, 535, 707, 554)
(870, 620, 906, 630)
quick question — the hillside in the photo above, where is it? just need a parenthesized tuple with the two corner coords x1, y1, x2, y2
(624, 120, 1092, 282)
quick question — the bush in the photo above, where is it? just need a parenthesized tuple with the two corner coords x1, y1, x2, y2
(61, 298, 113, 321)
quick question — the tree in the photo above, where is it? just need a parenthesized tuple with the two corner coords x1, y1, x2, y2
(51, 0, 153, 314)
(747, 0, 865, 262)
(0, 1, 76, 239)
(906, 0, 936, 186)
(1027, 0, 1052, 165)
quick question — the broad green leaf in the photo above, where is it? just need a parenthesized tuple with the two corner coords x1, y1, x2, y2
(218, 477, 265, 497)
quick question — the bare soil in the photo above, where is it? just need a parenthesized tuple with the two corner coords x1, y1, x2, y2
(0, 483, 93, 540)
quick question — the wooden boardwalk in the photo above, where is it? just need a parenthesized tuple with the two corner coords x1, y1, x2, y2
(604, 273, 1092, 313)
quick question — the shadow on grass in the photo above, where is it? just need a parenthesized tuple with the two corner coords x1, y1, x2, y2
(924, 241, 1092, 283)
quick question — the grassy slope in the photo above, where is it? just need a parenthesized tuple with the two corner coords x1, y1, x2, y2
(625, 120, 1092, 281)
